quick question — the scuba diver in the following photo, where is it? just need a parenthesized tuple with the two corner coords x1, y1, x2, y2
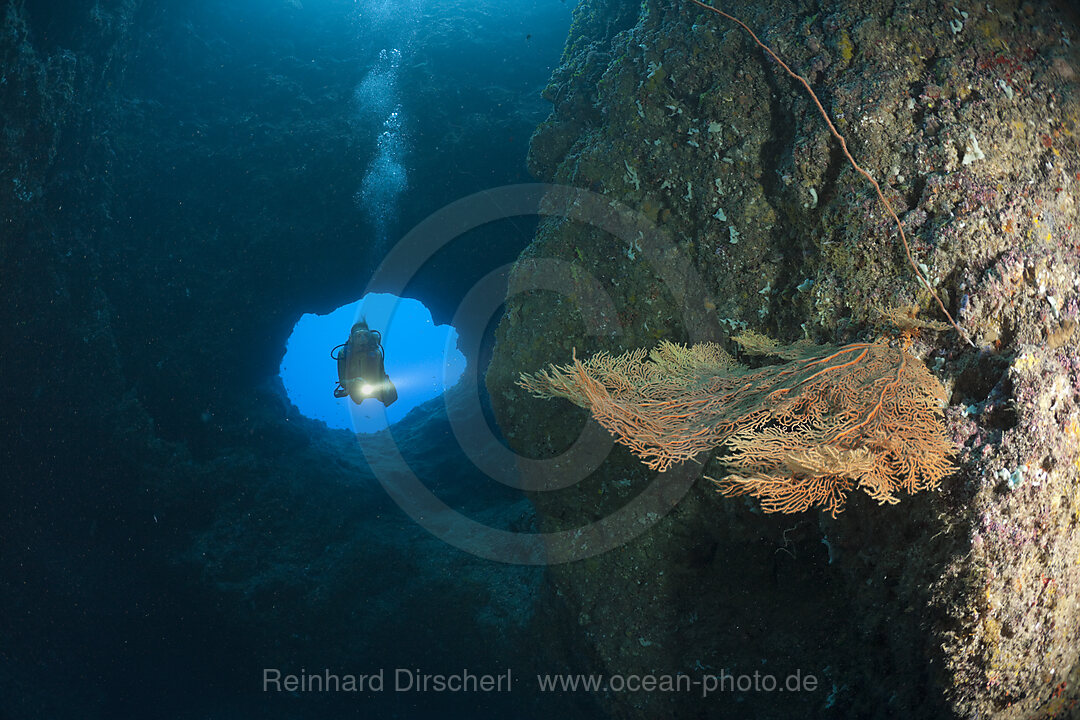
(332, 320, 398, 406)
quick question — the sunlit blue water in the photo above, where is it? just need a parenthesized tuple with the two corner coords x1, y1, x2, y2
(281, 292, 466, 432)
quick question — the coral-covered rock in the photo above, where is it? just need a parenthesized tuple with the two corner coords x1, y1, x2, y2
(488, 0, 1080, 717)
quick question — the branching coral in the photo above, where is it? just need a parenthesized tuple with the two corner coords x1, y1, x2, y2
(519, 335, 954, 516)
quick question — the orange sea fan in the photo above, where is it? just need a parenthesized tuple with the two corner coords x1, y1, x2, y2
(518, 337, 954, 517)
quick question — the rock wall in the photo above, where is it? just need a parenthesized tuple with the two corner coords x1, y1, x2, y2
(1, 1, 569, 717)
(487, 0, 1080, 717)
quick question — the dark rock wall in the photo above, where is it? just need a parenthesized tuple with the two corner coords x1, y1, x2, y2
(1, 0, 186, 714)
(1, 0, 570, 717)
(487, 0, 1080, 718)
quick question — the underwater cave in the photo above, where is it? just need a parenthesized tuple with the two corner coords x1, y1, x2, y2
(4, 0, 1080, 719)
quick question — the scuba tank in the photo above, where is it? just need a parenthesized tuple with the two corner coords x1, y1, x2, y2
(331, 326, 397, 406)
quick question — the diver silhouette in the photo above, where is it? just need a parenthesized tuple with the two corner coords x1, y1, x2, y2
(331, 320, 398, 406)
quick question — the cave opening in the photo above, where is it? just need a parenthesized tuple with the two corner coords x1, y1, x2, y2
(280, 292, 466, 433)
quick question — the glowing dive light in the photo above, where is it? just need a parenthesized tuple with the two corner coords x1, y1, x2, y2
(360, 383, 375, 396)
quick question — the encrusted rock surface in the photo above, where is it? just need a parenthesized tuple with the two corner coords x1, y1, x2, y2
(488, 1, 1080, 717)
